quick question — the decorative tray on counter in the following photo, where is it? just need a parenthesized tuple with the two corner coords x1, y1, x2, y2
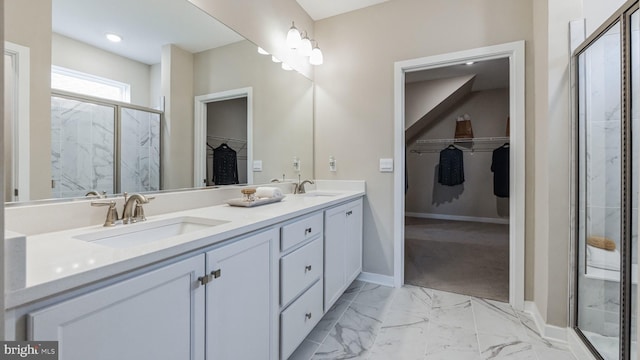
(226, 196, 285, 208)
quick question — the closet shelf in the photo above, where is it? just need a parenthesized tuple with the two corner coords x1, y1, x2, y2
(415, 136, 509, 145)
(410, 136, 509, 154)
(206, 135, 248, 152)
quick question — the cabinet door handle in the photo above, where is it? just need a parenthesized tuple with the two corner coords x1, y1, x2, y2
(305, 265, 312, 272)
(346, 210, 353, 216)
(305, 312, 312, 320)
(211, 269, 222, 278)
(305, 227, 312, 235)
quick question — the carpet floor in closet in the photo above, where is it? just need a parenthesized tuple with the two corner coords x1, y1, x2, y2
(404, 217, 509, 302)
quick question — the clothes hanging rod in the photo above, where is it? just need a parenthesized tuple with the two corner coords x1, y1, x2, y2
(207, 135, 247, 144)
(415, 136, 510, 145)
(410, 148, 498, 154)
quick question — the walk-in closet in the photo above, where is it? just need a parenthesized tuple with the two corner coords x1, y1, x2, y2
(205, 97, 248, 186)
(404, 58, 511, 302)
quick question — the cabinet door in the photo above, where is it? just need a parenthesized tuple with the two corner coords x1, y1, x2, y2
(206, 228, 279, 360)
(324, 205, 347, 311)
(345, 199, 363, 284)
(28, 255, 205, 360)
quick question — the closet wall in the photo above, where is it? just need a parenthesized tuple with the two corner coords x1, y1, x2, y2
(406, 88, 509, 221)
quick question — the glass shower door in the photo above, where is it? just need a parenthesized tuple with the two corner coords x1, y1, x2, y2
(577, 22, 622, 360)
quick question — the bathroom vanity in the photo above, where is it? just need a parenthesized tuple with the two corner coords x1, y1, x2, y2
(4, 181, 365, 360)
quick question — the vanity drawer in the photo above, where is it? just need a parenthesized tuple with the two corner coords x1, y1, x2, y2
(281, 212, 323, 251)
(281, 237, 323, 306)
(280, 280, 323, 360)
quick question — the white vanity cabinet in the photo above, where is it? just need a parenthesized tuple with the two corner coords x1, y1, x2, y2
(28, 255, 206, 360)
(324, 198, 363, 311)
(27, 228, 279, 360)
(205, 228, 279, 360)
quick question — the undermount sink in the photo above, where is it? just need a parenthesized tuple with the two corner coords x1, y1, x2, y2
(74, 216, 229, 248)
(303, 191, 340, 197)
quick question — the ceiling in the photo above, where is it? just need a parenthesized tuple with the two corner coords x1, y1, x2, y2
(405, 58, 510, 91)
(52, 0, 392, 65)
(295, 0, 390, 20)
(52, 0, 244, 65)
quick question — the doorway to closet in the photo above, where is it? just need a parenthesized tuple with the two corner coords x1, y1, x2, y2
(193, 88, 253, 188)
(393, 41, 526, 309)
(404, 58, 511, 302)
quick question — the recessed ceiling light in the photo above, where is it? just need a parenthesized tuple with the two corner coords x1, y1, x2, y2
(465, 61, 475, 66)
(106, 33, 122, 43)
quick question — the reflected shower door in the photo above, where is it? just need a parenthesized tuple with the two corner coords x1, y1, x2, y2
(577, 22, 622, 360)
(120, 107, 161, 194)
(51, 96, 115, 198)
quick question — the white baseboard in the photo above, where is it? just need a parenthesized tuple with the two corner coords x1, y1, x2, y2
(357, 272, 395, 287)
(405, 212, 509, 225)
(524, 301, 597, 360)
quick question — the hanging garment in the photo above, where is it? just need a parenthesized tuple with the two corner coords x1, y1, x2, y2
(491, 143, 510, 197)
(212, 143, 239, 185)
(438, 145, 465, 186)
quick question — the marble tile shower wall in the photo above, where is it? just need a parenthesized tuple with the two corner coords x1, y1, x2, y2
(120, 108, 160, 193)
(51, 97, 115, 198)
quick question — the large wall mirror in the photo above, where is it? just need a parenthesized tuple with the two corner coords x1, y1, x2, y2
(4, 0, 314, 204)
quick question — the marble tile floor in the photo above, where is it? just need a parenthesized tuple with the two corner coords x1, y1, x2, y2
(289, 281, 577, 360)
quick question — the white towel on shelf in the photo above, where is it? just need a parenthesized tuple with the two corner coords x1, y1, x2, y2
(586, 244, 620, 271)
(255, 187, 283, 199)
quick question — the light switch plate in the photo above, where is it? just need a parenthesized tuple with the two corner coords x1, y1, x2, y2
(379, 158, 393, 172)
(253, 160, 263, 172)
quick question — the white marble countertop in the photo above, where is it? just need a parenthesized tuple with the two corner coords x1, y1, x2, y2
(6, 188, 364, 309)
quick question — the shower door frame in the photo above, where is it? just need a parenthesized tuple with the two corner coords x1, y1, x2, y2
(571, 1, 639, 359)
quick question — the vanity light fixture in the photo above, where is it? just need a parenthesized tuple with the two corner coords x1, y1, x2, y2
(258, 47, 269, 55)
(286, 21, 302, 49)
(105, 33, 122, 43)
(272, 55, 282, 63)
(309, 41, 324, 66)
(281, 62, 293, 71)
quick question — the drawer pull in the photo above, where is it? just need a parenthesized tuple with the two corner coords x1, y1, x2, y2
(305, 265, 312, 272)
(305, 227, 312, 235)
(305, 312, 312, 320)
(346, 210, 353, 216)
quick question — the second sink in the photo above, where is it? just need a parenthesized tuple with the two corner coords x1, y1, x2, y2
(74, 216, 229, 248)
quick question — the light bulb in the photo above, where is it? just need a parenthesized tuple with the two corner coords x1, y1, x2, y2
(286, 22, 301, 49)
(258, 47, 269, 55)
(310, 45, 324, 66)
(298, 36, 312, 57)
(106, 33, 122, 43)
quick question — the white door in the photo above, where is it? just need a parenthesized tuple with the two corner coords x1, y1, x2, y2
(28, 255, 206, 360)
(205, 228, 278, 360)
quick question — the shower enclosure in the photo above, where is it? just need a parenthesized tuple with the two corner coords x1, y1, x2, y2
(574, 1, 638, 359)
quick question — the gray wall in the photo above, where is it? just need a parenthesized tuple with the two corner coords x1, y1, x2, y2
(406, 89, 509, 220)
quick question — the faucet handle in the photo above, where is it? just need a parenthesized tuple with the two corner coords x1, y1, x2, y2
(91, 200, 119, 227)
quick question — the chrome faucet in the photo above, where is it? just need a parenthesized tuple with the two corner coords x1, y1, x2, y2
(294, 179, 315, 194)
(122, 193, 154, 224)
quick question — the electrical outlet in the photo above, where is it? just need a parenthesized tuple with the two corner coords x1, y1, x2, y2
(329, 156, 337, 172)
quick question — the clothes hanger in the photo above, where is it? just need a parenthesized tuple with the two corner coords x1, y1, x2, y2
(502, 142, 510, 148)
